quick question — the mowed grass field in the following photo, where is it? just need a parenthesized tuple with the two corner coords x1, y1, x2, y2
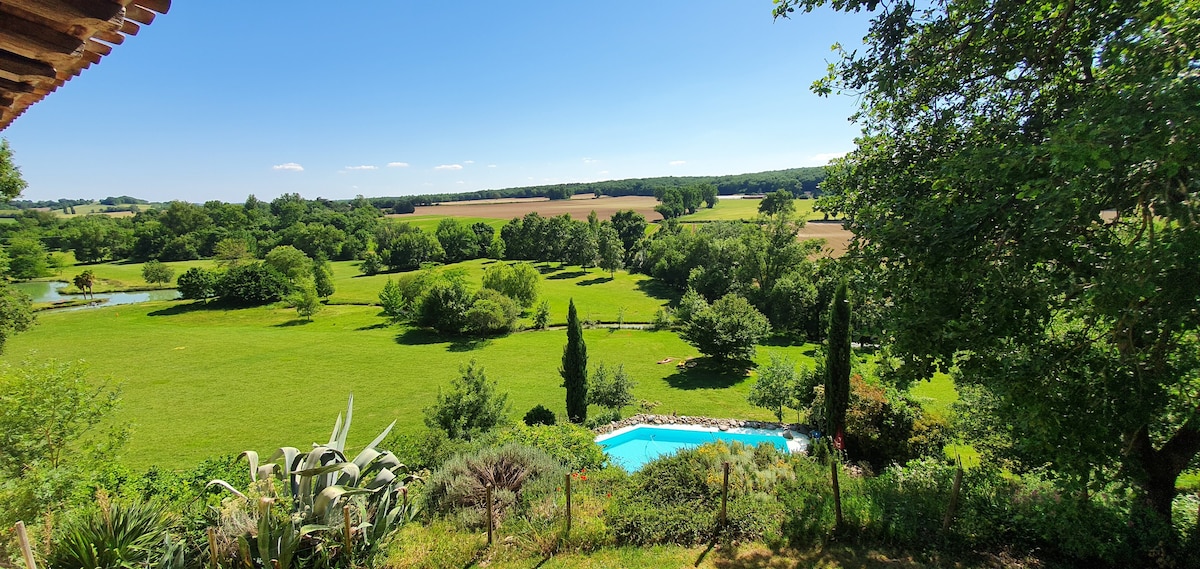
(1, 296, 818, 469)
(329, 259, 673, 325)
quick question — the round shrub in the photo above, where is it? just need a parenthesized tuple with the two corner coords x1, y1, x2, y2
(422, 444, 566, 528)
(485, 423, 606, 471)
(523, 404, 556, 426)
(215, 263, 291, 306)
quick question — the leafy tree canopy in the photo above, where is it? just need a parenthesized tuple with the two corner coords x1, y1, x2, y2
(778, 0, 1200, 521)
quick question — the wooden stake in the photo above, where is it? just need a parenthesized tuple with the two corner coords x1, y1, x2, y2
(206, 527, 218, 569)
(343, 504, 353, 557)
(486, 484, 494, 545)
(565, 473, 573, 534)
(830, 451, 844, 531)
(14, 521, 36, 569)
(719, 462, 730, 529)
(943, 461, 964, 533)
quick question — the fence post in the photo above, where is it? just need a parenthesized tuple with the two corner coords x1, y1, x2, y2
(486, 484, 494, 546)
(343, 504, 353, 556)
(942, 461, 964, 533)
(206, 527, 219, 569)
(831, 451, 844, 530)
(720, 461, 730, 529)
(565, 473, 573, 534)
(14, 521, 36, 569)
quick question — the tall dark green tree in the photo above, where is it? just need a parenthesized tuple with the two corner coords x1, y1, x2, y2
(560, 299, 588, 423)
(825, 279, 850, 443)
(778, 0, 1200, 526)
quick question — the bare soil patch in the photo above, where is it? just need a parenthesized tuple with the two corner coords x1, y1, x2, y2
(800, 220, 853, 256)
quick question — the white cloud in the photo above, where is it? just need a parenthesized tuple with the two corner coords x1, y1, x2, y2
(272, 162, 304, 172)
(457, 180, 465, 184)
(344, 165, 378, 171)
(463, 160, 475, 165)
(597, 170, 610, 175)
(807, 151, 848, 164)
(583, 158, 599, 164)
(422, 182, 434, 187)
(435, 164, 464, 171)
(487, 164, 497, 168)
(668, 160, 687, 166)
(387, 162, 410, 168)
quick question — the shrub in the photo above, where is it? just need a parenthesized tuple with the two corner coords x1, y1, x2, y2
(533, 300, 550, 329)
(215, 263, 291, 306)
(486, 423, 607, 472)
(482, 262, 540, 308)
(422, 444, 566, 528)
(49, 495, 172, 569)
(584, 409, 621, 429)
(176, 267, 217, 301)
(463, 288, 521, 335)
(523, 405, 556, 426)
(424, 360, 509, 441)
(606, 441, 793, 545)
(359, 251, 381, 275)
(140, 260, 174, 284)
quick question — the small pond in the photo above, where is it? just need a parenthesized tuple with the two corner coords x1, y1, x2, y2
(596, 424, 809, 472)
(12, 281, 179, 310)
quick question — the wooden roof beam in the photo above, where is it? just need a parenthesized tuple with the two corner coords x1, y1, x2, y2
(124, 4, 154, 25)
(5, 0, 124, 28)
(0, 15, 86, 61)
(0, 76, 36, 95)
(132, 0, 171, 15)
(0, 51, 56, 79)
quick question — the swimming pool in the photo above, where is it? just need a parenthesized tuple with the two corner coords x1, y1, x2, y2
(596, 424, 809, 471)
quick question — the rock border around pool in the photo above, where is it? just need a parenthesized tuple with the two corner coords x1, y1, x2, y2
(592, 414, 814, 439)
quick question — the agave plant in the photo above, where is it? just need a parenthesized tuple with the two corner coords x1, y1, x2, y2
(208, 395, 419, 567)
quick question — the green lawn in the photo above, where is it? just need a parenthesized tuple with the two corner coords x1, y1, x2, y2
(678, 197, 823, 222)
(45, 259, 217, 293)
(2, 297, 816, 469)
(329, 259, 674, 325)
(394, 215, 509, 232)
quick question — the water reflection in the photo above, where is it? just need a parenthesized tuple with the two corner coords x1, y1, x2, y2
(11, 281, 179, 310)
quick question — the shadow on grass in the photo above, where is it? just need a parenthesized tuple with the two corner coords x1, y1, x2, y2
(547, 270, 589, 280)
(273, 319, 312, 327)
(146, 301, 221, 317)
(636, 279, 681, 303)
(662, 359, 752, 390)
(448, 338, 493, 352)
(535, 263, 561, 275)
(577, 276, 612, 286)
(356, 322, 390, 331)
(395, 328, 446, 346)
(760, 335, 810, 348)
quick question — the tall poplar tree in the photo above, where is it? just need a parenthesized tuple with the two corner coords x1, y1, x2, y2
(561, 299, 588, 423)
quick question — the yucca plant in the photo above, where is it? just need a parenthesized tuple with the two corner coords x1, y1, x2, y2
(49, 495, 172, 569)
(208, 395, 419, 568)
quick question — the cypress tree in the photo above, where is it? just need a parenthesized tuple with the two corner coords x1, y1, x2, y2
(561, 298, 588, 423)
(825, 278, 851, 441)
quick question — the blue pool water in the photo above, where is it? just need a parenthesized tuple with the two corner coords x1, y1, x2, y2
(597, 425, 797, 472)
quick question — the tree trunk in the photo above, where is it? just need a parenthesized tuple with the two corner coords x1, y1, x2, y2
(1129, 419, 1200, 523)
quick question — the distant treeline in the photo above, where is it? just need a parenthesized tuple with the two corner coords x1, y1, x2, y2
(369, 167, 826, 213)
(5, 196, 149, 210)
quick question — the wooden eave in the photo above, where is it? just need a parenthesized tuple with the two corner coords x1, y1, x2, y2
(0, 0, 170, 131)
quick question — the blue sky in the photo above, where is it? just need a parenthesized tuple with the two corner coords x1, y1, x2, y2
(4, 1, 870, 203)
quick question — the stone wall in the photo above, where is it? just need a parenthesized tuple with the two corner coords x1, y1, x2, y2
(592, 414, 814, 437)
